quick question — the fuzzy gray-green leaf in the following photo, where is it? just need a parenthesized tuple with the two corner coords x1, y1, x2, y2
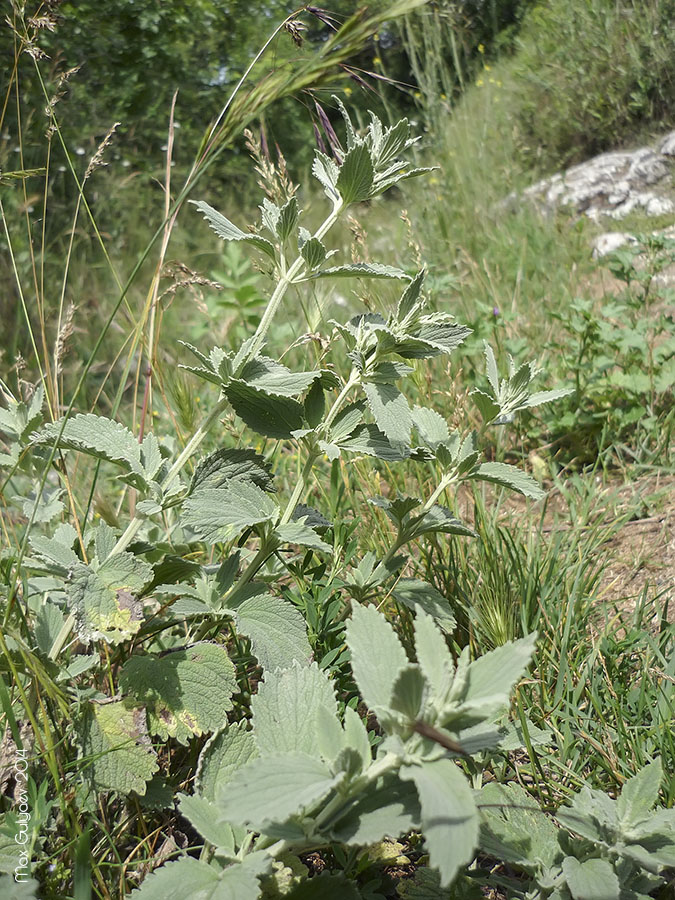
(393, 579, 456, 633)
(470, 462, 545, 500)
(191, 199, 276, 260)
(346, 604, 408, 717)
(196, 720, 258, 802)
(235, 594, 312, 672)
(338, 424, 410, 461)
(311, 262, 409, 280)
(400, 759, 478, 888)
(364, 382, 413, 445)
(130, 855, 264, 900)
(182, 480, 278, 543)
(562, 857, 620, 900)
(189, 447, 273, 494)
(301, 236, 327, 269)
(252, 663, 337, 758)
(216, 753, 341, 830)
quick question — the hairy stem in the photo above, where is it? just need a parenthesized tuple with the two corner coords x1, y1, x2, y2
(241, 199, 343, 366)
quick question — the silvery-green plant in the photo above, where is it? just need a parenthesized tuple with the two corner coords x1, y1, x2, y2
(479, 760, 675, 899)
(2, 103, 568, 895)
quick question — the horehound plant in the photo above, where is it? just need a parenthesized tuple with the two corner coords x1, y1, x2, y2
(2, 104, 672, 898)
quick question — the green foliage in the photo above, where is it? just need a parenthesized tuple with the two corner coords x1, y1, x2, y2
(5, 79, 669, 900)
(542, 232, 675, 462)
(479, 760, 675, 898)
(510, 0, 675, 168)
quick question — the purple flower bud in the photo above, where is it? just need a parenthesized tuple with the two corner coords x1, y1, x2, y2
(492, 306, 500, 317)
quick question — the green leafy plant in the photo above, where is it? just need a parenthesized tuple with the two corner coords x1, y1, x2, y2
(542, 232, 675, 462)
(2, 102, 577, 896)
(480, 760, 675, 899)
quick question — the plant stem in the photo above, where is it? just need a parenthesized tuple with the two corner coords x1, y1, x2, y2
(323, 369, 360, 430)
(241, 199, 343, 366)
(423, 471, 455, 511)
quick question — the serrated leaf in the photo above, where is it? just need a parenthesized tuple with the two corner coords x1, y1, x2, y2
(311, 262, 409, 280)
(408, 505, 476, 540)
(397, 269, 426, 321)
(225, 380, 305, 439)
(260, 197, 280, 235)
(364, 382, 412, 445)
(190, 447, 273, 494)
(470, 462, 545, 500)
(478, 782, 561, 869)
(131, 855, 265, 900)
(393, 579, 456, 633)
(239, 357, 322, 397)
(339, 424, 410, 461)
(617, 760, 662, 827)
(120, 643, 236, 744)
(217, 753, 341, 830)
(411, 406, 450, 450)
(276, 521, 331, 553)
(34, 602, 66, 655)
(235, 595, 312, 672)
(182, 481, 278, 543)
(330, 775, 420, 846)
(400, 759, 478, 888)
(328, 401, 365, 442)
(67, 553, 152, 644)
(337, 143, 374, 204)
(484, 343, 499, 395)
(252, 663, 337, 758)
(21, 485, 64, 524)
(466, 633, 537, 705)
(562, 858, 620, 900)
(196, 720, 258, 802)
(471, 389, 501, 424)
(31, 414, 148, 483)
(556, 787, 617, 842)
(343, 706, 372, 772)
(346, 605, 408, 718)
(304, 379, 325, 428)
(191, 200, 276, 260)
(301, 236, 327, 269)
(277, 195, 299, 242)
(525, 388, 574, 408)
(312, 151, 340, 201)
(293, 504, 332, 532)
(80, 700, 158, 795)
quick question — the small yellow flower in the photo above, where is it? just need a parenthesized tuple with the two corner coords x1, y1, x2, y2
(497, 80, 503, 87)
(476, 78, 484, 87)
(440, 93, 447, 100)
(478, 43, 485, 54)
(373, 56, 382, 67)
(414, 91, 421, 99)
(344, 86, 352, 95)
(484, 64, 491, 71)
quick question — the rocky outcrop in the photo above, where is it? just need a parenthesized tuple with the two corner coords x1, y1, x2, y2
(521, 131, 675, 222)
